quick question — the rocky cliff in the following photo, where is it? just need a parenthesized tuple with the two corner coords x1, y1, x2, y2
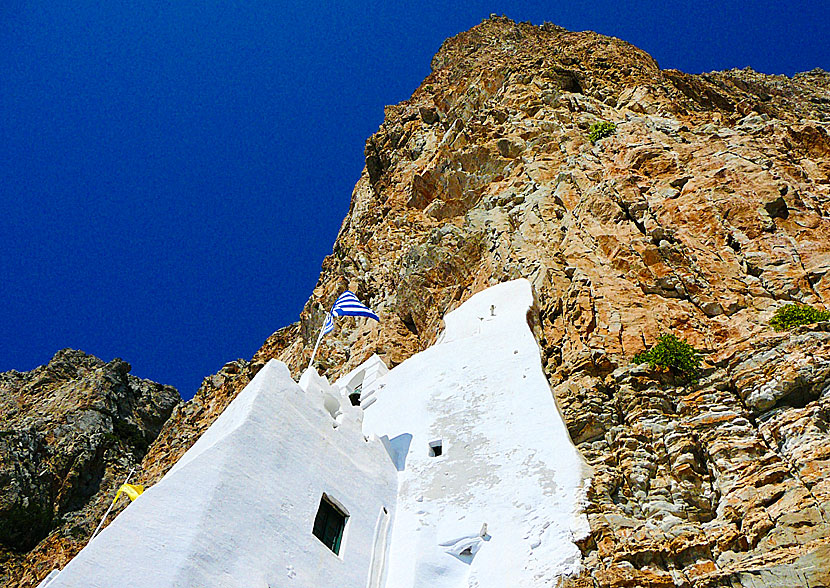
(256, 17, 830, 586)
(269, 18, 830, 585)
(0, 350, 180, 587)
(5, 15, 830, 588)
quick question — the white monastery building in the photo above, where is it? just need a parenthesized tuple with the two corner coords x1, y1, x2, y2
(43, 279, 591, 588)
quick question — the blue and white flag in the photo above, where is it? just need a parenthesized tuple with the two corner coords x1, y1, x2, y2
(330, 291, 380, 322)
(321, 312, 335, 336)
(309, 291, 379, 369)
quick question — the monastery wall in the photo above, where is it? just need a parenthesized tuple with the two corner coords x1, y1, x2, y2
(44, 279, 590, 588)
(360, 279, 592, 588)
(47, 360, 398, 588)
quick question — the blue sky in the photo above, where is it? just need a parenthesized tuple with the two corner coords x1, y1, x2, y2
(2, 1, 828, 399)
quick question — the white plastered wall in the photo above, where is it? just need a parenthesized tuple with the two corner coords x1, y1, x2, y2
(360, 279, 592, 588)
(48, 360, 398, 588)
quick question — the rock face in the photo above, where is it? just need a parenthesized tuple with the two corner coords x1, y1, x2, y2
(5, 15, 830, 588)
(264, 17, 829, 586)
(0, 350, 180, 587)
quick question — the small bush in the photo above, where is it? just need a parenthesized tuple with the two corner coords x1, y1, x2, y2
(633, 333, 701, 380)
(769, 303, 830, 331)
(588, 121, 616, 143)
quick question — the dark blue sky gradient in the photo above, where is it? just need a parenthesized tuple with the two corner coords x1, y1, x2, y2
(2, 2, 828, 399)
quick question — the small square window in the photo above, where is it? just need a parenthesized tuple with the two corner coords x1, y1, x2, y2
(312, 494, 348, 555)
(428, 440, 443, 457)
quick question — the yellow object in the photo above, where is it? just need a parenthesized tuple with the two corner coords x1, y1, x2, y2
(112, 483, 144, 505)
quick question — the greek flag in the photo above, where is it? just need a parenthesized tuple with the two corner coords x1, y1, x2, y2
(321, 312, 335, 336)
(308, 291, 380, 370)
(330, 291, 380, 322)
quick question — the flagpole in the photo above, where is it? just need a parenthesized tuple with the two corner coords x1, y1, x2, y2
(89, 467, 135, 543)
(307, 318, 328, 371)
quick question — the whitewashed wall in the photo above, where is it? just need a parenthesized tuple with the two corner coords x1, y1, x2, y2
(49, 360, 398, 588)
(48, 279, 588, 588)
(360, 279, 592, 588)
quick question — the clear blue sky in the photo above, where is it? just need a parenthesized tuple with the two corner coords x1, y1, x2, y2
(2, 1, 827, 399)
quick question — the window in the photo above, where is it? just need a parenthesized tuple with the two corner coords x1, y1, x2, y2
(429, 440, 443, 457)
(312, 494, 348, 555)
(349, 384, 363, 406)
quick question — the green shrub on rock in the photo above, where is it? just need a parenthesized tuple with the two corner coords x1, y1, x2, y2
(633, 333, 701, 380)
(769, 303, 830, 331)
(588, 121, 616, 143)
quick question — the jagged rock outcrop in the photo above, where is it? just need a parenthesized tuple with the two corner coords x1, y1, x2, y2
(0, 350, 179, 587)
(6, 15, 830, 588)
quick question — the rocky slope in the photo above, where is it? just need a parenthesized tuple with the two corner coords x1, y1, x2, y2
(0, 350, 179, 587)
(6, 15, 830, 588)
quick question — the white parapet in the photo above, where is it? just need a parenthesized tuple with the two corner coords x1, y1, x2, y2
(48, 360, 398, 588)
(361, 278, 592, 588)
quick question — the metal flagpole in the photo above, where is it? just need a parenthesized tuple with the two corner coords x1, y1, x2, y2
(307, 317, 328, 371)
(89, 467, 135, 542)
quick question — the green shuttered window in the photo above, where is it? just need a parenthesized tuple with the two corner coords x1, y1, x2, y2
(312, 494, 348, 555)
